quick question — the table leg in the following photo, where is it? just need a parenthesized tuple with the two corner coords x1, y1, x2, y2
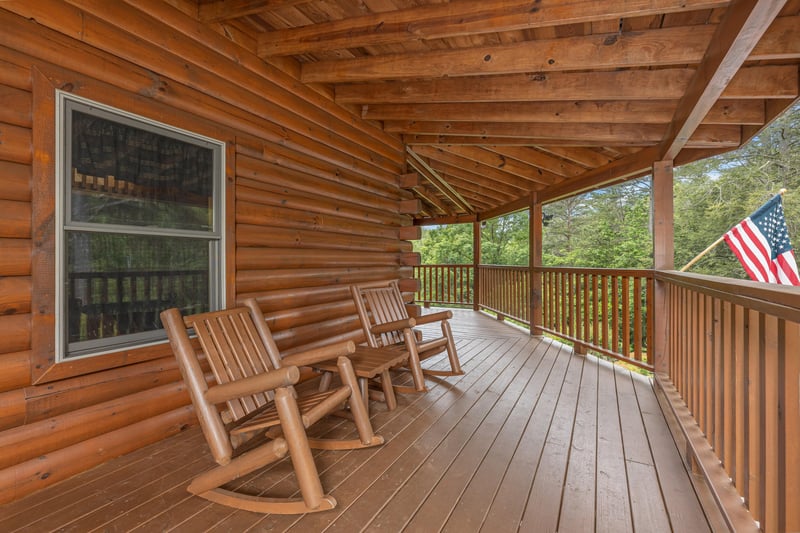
(358, 377, 370, 418)
(380, 370, 397, 410)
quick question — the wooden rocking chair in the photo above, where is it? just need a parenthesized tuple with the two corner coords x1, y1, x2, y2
(160, 299, 383, 514)
(350, 280, 463, 393)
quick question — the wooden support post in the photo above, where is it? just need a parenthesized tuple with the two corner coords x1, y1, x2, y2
(653, 159, 674, 375)
(531, 193, 543, 336)
(473, 220, 481, 311)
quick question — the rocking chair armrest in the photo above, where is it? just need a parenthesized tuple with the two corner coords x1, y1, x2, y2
(281, 340, 356, 367)
(204, 366, 300, 404)
(370, 317, 416, 335)
(412, 310, 453, 326)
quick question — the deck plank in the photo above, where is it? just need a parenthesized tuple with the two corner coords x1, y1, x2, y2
(633, 374, 711, 532)
(557, 354, 599, 533)
(594, 358, 634, 533)
(0, 309, 713, 533)
(616, 370, 673, 533)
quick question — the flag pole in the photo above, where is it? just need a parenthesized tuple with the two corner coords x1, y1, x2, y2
(679, 188, 787, 272)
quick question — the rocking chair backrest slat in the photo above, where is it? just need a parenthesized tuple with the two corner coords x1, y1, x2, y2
(184, 307, 280, 421)
(362, 282, 407, 347)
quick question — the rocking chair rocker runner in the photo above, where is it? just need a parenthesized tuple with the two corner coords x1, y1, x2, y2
(350, 280, 463, 393)
(160, 299, 383, 514)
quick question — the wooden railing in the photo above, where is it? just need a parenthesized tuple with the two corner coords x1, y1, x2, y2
(656, 271, 800, 533)
(415, 265, 653, 369)
(537, 267, 654, 371)
(478, 265, 530, 326)
(413, 264, 473, 307)
(414, 264, 530, 324)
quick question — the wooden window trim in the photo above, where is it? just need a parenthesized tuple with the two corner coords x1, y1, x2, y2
(30, 66, 236, 384)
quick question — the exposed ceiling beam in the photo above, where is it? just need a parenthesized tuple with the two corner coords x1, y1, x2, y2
(304, 25, 713, 83)
(362, 99, 766, 125)
(412, 185, 452, 216)
(258, 0, 727, 57)
(437, 146, 561, 186)
(540, 147, 661, 203)
(198, 0, 306, 23)
(535, 146, 613, 169)
(335, 65, 798, 104)
(413, 145, 540, 194)
(407, 148, 474, 213)
(301, 16, 796, 83)
(437, 172, 518, 205)
(428, 161, 529, 200)
(389, 122, 741, 147)
(485, 146, 586, 178)
(660, 0, 788, 160)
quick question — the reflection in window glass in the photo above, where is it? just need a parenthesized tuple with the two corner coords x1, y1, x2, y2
(66, 233, 210, 354)
(70, 110, 213, 231)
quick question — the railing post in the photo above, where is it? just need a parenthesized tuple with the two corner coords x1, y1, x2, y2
(653, 159, 674, 375)
(531, 193, 543, 335)
(473, 220, 481, 311)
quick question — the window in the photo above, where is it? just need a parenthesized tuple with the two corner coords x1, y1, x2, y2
(57, 92, 224, 360)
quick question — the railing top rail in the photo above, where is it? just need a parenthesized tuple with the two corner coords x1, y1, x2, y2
(535, 266, 654, 278)
(478, 265, 529, 271)
(657, 270, 800, 322)
(417, 264, 474, 268)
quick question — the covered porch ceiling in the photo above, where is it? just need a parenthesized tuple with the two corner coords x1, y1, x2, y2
(197, 0, 800, 222)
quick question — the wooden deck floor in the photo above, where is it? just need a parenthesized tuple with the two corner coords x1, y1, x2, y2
(0, 309, 712, 532)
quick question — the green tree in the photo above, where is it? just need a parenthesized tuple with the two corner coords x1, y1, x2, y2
(542, 179, 653, 268)
(480, 211, 529, 265)
(415, 223, 473, 264)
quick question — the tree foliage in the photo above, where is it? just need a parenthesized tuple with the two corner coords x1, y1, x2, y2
(542, 180, 652, 268)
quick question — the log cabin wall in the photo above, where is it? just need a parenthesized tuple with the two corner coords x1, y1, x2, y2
(0, 3, 410, 504)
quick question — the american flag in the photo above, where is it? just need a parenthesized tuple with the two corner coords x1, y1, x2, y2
(723, 194, 799, 286)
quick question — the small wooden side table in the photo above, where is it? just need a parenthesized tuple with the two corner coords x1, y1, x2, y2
(313, 346, 409, 417)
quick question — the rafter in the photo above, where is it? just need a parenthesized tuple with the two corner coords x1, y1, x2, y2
(436, 146, 561, 186)
(198, 0, 306, 23)
(485, 146, 587, 178)
(362, 100, 766, 125)
(301, 16, 796, 83)
(413, 146, 540, 194)
(335, 65, 798, 104)
(535, 146, 613, 169)
(541, 147, 661, 203)
(660, 0, 788, 160)
(396, 123, 741, 148)
(304, 25, 714, 83)
(428, 161, 528, 200)
(257, 0, 727, 57)
(410, 184, 452, 216)
(407, 149, 474, 213)
(436, 172, 518, 205)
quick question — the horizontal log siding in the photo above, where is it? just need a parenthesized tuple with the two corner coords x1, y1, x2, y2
(658, 272, 800, 533)
(235, 147, 410, 355)
(0, 2, 406, 505)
